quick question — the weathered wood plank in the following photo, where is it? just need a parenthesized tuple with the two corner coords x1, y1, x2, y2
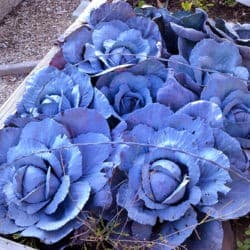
(0, 0, 106, 128)
(0, 61, 39, 76)
(72, 0, 90, 21)
(0, 237, 35, 250)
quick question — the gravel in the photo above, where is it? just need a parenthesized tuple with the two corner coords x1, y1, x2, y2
(0, 0, 80, 107)
(0, 0, 80, 64)
(0, 74, 26, 106)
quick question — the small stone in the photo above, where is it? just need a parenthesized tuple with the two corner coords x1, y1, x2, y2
(46, 7, 52, 13)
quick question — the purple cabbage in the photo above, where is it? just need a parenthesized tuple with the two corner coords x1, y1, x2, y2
(135, 7, 208, 58)
(16, 64, 114, 119)
(112, 102, 249, 249)
(62, 2, 162, 74)
(201, 73, 250, 148)
(0, 108, 113, 244)
(95, 59, 168, 117)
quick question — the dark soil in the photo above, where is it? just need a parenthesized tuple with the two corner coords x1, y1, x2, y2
(232, 216, 250, 245)
(130, 0, 250, 23)
(168, 0, 250, 23)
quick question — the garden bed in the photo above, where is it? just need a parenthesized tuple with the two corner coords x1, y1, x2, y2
(0, 0, 249, 249)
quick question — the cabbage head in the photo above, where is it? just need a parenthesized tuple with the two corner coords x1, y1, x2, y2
(95, 59, 168, 117)
(112, 101, 249, 249)
(17, 64, 114, 119)
(201, 73, 250, 148)
(62, 2, 162, 74)
(0, 108, 113, 244)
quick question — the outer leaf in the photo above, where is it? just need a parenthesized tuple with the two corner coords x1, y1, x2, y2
(154, 208, 197, 250)
(0, 128, 20, 164)
(176, 100, 224, 129)
(7, 203, 39, 227)
(89, 1, 135, 27)
(19, 118, 68, 147)
(36, 181, 90, 231)
(62, 27, 91, 64)
(168, 55, 195, 80)
(21, 216, 84, 245)
(200, 172, 250, 220)
(201, 72, 248, 102)
(157, 74, 198, 111)
(90, 88, 116, 119)
(123, 103, 173, 131)
(0, 210, 23, 234)
(74, 132, 111, 171)
(197, 148, 231, 206)
(55, 108, 110, 138)
(185, 220, 223, 250)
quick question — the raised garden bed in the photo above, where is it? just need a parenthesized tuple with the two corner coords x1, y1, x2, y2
(0, 1, 249, 249)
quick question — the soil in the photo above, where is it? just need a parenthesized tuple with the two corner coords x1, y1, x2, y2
(0, 74, 26, 106)
(167, 0, 250, 23)
(130, 0, 250, 22)
(232, 216, 250, 246)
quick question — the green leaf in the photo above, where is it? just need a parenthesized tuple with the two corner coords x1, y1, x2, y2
(138, 0, 146, 7)
(237, 240, 243, 248)
(244, 239, 250, 244)
(245, 229, 250, 236)
(181, 1, 193, 11)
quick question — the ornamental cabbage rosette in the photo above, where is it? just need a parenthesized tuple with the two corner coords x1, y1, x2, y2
(16, 64, 114, 119)
(62, 1, 162, 74)
(135, 7, 208, 58)
(169, 39, 249, 86)
(201, 73, 250, 148)
(112, 102, 249, 249)
(0, 108, 113, 244)
(95, 59, 168, 117)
